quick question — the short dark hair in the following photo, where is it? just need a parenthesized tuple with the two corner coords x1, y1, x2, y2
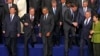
(10, 6, 16, 10)
(70, 3, 78, 7)
(42, 7, 49, 10)
(29, 7, 35, 11)
(93, 13, 99, 18)
(51, 0, 57, 3)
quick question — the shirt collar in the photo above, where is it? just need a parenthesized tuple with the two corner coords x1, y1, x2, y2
(30, 15, 34, 18)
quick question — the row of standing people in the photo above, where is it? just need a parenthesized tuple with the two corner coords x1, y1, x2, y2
(1, 0, 100, 56)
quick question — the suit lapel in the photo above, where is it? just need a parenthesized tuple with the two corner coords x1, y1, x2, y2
(80, 8, 84, 16)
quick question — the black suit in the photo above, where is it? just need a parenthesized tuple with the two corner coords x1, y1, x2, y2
(63, 8, 77, 56)
(2, 14, 21, 56)
(21, 14, 38, 56)
(80, 18, 93, 56)
(41, 0, 52, 9)
(77, 7, 92, 26)
(0, 0, 5, 44)
(3, 3, 18, 17)
(0, 0, 5, 7)
(76, 0, 87, 7)
(49, 7, 61, 45)
(88, 0, 97, 13)
(39, 14, 54, 56)
(28, 0, 41, 20)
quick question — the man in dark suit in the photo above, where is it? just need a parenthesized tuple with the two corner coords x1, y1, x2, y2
(77, 0, 87, 7)
(77, 1, 92, 26)
(0, 0, 5, 7)
(41, 0, 52, 10)
(63, 3, 78, 56)
(3, 0, 18, 16)
(21, 7, 38, 56)
(28, 0, 41, 21)
(80, 11, 93, 56)
(49, 0, 61, 46)
(88, 0, 97, 13)
(0, 0, 5, 44)
(39, 7, 54, 56)
(2, 7, 21, 56)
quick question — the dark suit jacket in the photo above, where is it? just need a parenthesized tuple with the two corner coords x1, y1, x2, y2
(63, 8, 77, 31)
(29, 0, 41, 9)
(77, 7, 92, 25)
(80, 18, 92, 39)
(58, 3, 68, 22)
(3, 3, 18, 15)
(0, 0, 5, 7)
(21, 14, 38, 33)
(49, 7, 60, 25)
(41, 0, 52, 9)
(2, 14, 21, 37)
(39, 14, 54, 36)
(88, 0, 97, 11)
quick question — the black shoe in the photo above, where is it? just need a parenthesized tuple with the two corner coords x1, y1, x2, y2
(31, 43, 34, 48)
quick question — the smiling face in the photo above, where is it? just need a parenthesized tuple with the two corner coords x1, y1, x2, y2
(85, 11, 91, 19)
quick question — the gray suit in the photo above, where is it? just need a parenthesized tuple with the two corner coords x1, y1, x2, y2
(77, 7, 91, 25)
(63, 8, 77, 56)
(39, 14, 54, 56)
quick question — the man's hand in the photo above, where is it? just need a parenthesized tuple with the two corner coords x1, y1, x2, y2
(89, 35, 92, 38)
(72, 22, 78, 27)
(38, 24, 40, 27)
(24, 22, 29, 26)
(17, 34, 20, 37)
(46, 32, 50, 37)
(90, 30, 94, 34)
(2, 31, 5, 34)
(59, 22, 62, 26)
(39, 33, 42, 37)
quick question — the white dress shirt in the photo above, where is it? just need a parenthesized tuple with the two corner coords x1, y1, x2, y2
(84, 17, 91, 25)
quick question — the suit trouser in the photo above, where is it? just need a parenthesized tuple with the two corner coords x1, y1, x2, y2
(42, 35, 53, 56)
(52, 24, 60, 45)
(93, 43, 100, 56)
(5, 37, 17, 56)
(0, 7, 3, 44)
(24, 31, 36, 56)
(64, 27, 76, 56)
(80, 38, 93, 56)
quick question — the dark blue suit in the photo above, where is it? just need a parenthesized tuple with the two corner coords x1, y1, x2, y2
(0, 0, 5, 43)
(77, 7, 91, 25)
(2, 14, 21, 56)
(79, 17, 93, 56)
